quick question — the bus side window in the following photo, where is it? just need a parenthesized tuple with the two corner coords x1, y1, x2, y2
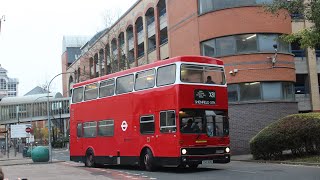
(72, 87, 84, 103)
(77, 123, 82, 137)
(157, 64, 176, 86)
(98, 120, 114, 136)
(84, 83, 98, 101)
(140, 115, 155, 134)
(135, 69, 155, 91)
(116, 74, 134, 94)
(160, 111, 176, 133)
(99, 79, 115, 98)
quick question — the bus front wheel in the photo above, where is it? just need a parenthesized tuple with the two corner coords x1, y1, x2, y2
(85, 149, 95, 167)
(143, 149, 156, 171)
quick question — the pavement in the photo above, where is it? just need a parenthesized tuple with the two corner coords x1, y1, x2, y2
(231, 153, 320, 167)
(0, 149, 319, 179)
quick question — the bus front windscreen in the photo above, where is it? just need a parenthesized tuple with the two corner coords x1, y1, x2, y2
(179, 109, 229, 137)
(180, 64, 226, 85)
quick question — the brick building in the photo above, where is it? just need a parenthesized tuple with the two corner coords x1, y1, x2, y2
(61, 0, 299, 154)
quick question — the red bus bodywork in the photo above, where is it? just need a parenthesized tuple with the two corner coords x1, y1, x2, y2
(70, 56, 230, 170)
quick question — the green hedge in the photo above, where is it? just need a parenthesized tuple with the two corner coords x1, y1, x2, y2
(250, 113, 320, 160)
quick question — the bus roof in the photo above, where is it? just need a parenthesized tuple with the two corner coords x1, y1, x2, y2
(73, 56, 223, 88)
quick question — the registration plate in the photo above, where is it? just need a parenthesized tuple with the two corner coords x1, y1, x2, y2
(202, 160, 213, 164)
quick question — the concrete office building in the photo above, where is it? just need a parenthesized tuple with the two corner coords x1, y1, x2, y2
(0, 65, 19, 98)
(62, 0, 299, 154)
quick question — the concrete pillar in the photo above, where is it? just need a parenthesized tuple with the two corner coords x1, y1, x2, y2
(306, 47, 320, 111)
(133, 24, 138, 67)
(143, 15, 149, 64)
(155, 6, 161, 60)
(124, 30, 129, 69)
(104, 46, 108, 75)
(305, 17, 320, 111)
(93, 57, 97, 78)
(98, 51, 103, 76)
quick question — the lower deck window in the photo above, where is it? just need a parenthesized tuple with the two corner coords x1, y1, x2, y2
(83, 122, 97, 137)
(160, 111, 176, 133)
(140, 115, 155, 134)
(98, 120, 114, 136)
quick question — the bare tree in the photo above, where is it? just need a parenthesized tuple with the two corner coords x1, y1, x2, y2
(66, 9, 132, 85)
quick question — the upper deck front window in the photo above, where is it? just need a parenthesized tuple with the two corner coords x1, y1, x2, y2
(180, 64, 226, 85)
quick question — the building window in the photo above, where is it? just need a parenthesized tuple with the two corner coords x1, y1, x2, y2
(157, 64, 176, 87)
(0, 79, 7, 90)
(262, 82, 282, 100)
(198, 0, 273, 14)
(83, 121, 97, 138)
(295, 74, 309, 94)
(258, 34, 278, 52)
(98, 120, 114, 136)
(227, 84, 239, 102)
(228, 82, 295, 102)
(160, 27, 168, 45)
(160, 111, 176, 133)
(216, 36, 236, 56)
(236, 34, 257, 53)
(240, 82, 261, 101)
(283, 82, 295, 100)
(140, 115, 155, 134)
(201, 40, 215, 57)
(116, 74, 134, 94)
(201, 33, 290, 57)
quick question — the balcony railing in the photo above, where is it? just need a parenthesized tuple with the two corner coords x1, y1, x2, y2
(147, 17, 155, 26)
(159, 8, 166, 17)
(137, 25, 143, 33)
(127, 33, 133, 40)
(291, 49, 320, 58)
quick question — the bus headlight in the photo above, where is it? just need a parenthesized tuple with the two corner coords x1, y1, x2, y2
(225, 147, 230, 153)
(182, 149, 187, 155)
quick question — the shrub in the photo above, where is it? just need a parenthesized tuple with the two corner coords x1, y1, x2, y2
(250, 113, 320, 160)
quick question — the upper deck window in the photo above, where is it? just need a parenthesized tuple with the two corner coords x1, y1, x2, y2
(180, 64, 226, 85)
(135, 69, 155, 91)
(99, 79, 115, 98)
(84, 83, 98, 101)
(72, 87, 84, 103)
(116, 74, 134, 94)
(157, 64, 176, 87)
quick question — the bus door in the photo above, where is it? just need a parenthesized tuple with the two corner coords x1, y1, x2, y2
(75, 122, 83, 154)
(155, 110, 178, 157)
(120, 116, 138, 157)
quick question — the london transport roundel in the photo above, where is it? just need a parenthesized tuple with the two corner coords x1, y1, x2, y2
(121, 121, 128, 131)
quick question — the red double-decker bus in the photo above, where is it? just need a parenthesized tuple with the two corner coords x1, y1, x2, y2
(70, 56, 230, 171)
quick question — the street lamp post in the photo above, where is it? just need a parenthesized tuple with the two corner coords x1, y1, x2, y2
(0, 15, 5, 33)
(47, 72, 73, 162)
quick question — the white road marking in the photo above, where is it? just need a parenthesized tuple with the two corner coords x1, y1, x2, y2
(227, 169, 258, 174)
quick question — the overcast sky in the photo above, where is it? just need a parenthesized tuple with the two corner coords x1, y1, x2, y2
(0, 0, 135, 96)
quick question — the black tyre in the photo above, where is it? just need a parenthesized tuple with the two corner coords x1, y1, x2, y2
(85, 149, 95, 167)
(143, 149, 156, 171)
